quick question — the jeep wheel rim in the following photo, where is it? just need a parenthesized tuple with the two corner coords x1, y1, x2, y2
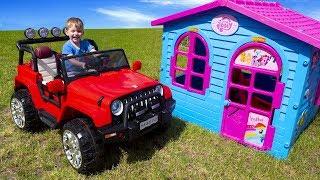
(10, 98, 26, 128)
(63, 130, 82, 169)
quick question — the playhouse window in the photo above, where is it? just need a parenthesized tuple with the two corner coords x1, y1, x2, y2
(191, 75, 204, 90)
(192, 58, 205, 74)
(175, 70, 186, 85)
(235, 48, 278, 71)
(232, 68, 251, 87)
(172, 32, 210, 94)
(195, 38, 206, 56)
(229, 87, 248, 105)
(254, 73, 276, 92)
(251, 93, 273, 111)
(177, 54, 188, 69)
(178, 36, 189, 52)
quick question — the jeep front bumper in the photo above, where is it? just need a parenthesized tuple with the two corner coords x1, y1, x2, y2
(97, 98, 175, 142)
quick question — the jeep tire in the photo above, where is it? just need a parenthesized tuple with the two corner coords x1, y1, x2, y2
(10, 89, 40, 131)
(62, 118, 104, 174)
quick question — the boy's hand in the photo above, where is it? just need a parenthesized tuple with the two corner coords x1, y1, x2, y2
(81, 62, 86, 69)
(84, 59, 99, 69)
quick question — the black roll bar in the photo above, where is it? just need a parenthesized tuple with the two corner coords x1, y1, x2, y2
(16, 36, 69, 70)
(16, 36, 99, 71)
(17, 36, 69, 47)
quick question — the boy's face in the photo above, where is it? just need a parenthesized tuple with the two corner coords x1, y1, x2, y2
(65, 24, 83, 45)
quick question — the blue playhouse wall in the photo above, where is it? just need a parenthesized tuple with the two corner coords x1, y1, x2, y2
(158, 7, 319, 159)
(294, 51, 320, 140)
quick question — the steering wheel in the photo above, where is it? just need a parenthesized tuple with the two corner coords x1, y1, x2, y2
(84, 57, 102, 70)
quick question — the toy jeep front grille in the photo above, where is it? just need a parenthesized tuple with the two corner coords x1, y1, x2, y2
(112, 86, 162, 125)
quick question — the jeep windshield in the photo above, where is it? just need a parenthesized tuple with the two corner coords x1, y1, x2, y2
(61, 49, 130, 80)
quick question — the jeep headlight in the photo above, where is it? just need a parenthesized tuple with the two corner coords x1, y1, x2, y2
(155, 85, 163, 96)
(111, 100, 123, 116)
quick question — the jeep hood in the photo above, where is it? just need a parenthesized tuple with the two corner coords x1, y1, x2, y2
(68, 69, 159, 100)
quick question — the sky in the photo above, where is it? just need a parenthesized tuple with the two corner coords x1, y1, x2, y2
(0, 0, 320, 30)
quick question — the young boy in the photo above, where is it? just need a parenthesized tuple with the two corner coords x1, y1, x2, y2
(62, 17, 96, 71)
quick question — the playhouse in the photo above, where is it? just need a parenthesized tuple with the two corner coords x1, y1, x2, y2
(151, 0, 320, 159)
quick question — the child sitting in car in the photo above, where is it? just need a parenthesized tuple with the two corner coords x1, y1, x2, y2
(62, 17, 96, 71)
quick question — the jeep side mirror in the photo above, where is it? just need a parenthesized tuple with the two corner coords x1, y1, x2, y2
(46, 79, 65, 94)
(132, 60, 142, 71)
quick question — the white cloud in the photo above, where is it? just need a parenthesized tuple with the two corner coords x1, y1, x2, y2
(140, 0, 212, 7)
(140, 0, 174, 6)
(95, 8, 156, 27)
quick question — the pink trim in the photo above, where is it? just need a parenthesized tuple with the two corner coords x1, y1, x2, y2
(177, 51, 188, 57)
(170, 57, 175, 78)
(151, 0, 320, 49)
(274, 82, 285, 109)
(226, 1, 320, 49)
(171, 32, 211, 94)
(230, 83, 274, 97)
(221, 42, 283, 150)
(151, 0, 223, 26)
(191, 71, 206, 77)
(264, 125, 275, 150)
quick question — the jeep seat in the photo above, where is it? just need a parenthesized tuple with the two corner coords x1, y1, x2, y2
(35, 46, 58, 84)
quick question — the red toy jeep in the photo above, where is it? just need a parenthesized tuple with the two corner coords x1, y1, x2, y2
(10, 28, 175, 173)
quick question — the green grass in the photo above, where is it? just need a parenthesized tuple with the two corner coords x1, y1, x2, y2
(0, 29, 320, 179)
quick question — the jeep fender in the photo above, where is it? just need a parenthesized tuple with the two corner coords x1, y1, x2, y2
(14, 66, 43, 109)
(61, 100, 112, 128)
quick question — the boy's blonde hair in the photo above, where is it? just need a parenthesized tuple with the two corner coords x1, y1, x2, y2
(65, 17, 84, 30)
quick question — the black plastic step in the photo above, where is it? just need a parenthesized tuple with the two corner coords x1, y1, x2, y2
(38, 110, 58, 128)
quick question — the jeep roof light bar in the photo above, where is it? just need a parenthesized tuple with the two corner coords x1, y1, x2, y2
(17, 27, 67, 69)
(17, 36, 69, 47)
(16, 37, 99, 70)
(16, 27, 99, 71)
(24, 27, 62, 40)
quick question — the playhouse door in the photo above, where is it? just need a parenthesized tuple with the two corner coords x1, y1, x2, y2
(221, 42, 284, 150)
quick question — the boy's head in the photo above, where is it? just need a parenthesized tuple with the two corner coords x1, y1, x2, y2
(65, 17, 84, 45)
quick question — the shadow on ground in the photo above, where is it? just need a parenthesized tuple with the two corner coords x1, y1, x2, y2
(2, 107, 186, 175)
(99, 118, 186, 171)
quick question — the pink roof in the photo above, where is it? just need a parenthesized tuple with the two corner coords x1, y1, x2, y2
(151, 0, 320, 49)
